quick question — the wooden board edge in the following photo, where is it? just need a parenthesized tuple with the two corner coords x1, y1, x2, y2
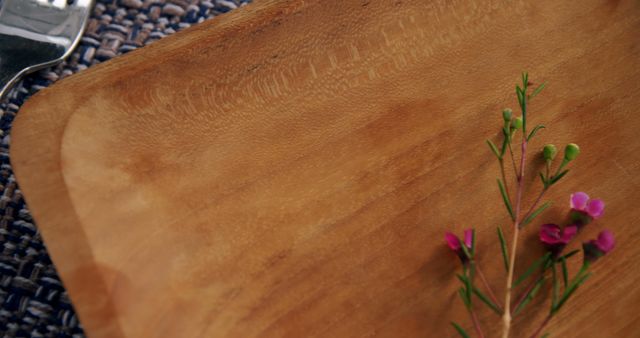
(8, 0, 310, 335)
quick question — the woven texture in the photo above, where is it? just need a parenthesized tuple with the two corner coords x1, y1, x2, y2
(0, 0, 250, 336)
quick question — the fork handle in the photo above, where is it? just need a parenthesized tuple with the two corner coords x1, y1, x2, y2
(0, 62, 23, 101)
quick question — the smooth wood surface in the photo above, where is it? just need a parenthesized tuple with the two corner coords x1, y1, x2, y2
(10, 0, 640, 337)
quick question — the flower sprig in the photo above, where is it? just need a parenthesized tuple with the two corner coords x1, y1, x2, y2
(445, 74, 616, 338)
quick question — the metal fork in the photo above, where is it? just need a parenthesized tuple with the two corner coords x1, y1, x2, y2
(0, 0, 94, 100)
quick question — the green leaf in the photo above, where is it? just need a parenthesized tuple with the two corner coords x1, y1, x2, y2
(497, 179, 515, 220)
(567, 263, 589, 290)
(514, 253, 551, 287)
(552, 273, 591, 314)
(521, 201, 552, 227)
(529, 82, 546, 99)
(550, 169, 569, 185)
(561, 257, 569, 288)
(460, 238, 473, 261)
(497, 226, 509, 272)
(487, 139, 501, 159)
(559, 249, 580, 260)
(553, 263, 591, 313)
(516, 86, 524, 107)
(458, 287, 470, 308)
(459, 266, 473, 306)
(527, 124, 546, 140)
(577, 270, 591, 285)
(539, 172, 548, 187)
(451, 322, 471, 338)
(514, 277, 545, 315)
(472, 287, 501, 315)
(468, 263, 476, 285)
(555, 158, 570, 176)
(500, 135, 509, 157)
(464, 271, 472, 303)
(544, 256, 554, 269)
(541, 333, 551, 338)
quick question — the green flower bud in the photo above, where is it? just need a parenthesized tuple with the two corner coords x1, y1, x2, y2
(512, 116, 523, 130)
(543, 144, 557, 161)
(502, 108, 512, 122)
(564, 143, 580, 161)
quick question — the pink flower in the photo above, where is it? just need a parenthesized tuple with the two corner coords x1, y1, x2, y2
(445, 229, 473, 263)
(570, 192, 605, 226)
(445, 229, 473, 250)
(583, 230, 615, 263)
(539, 224, 578, 256)
(540, 224, 577, 244)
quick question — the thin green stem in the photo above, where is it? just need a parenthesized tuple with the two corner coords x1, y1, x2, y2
(475, 262, 503, 312)
(469, 307, 485, 338)
(545, 161, 550, 181)
(508, 142, 518, 177)
(499, 159, 512, 204)
(520, 188, 548, 225)
(465, 264, 485, 338)
(512, 273, 544, 315)
(554, 158, 569, 177)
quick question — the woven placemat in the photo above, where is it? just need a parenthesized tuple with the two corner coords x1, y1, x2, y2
(0, 1, 250, 336)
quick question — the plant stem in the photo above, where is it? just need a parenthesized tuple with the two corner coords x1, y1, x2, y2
(501, 138, 528, 338)
(512, 273, 544, 315)
(554, 158, 569, 177)
(545, 161, 550, 182)
(469, 307, 486, 338)
(501, 227, 519, 337)
(529, 314, 552, 338)
(520, 188, 548, 225)
(508, 143, 518, 176)
(499, 159, 512, 203)
(475, 262, 503, 311)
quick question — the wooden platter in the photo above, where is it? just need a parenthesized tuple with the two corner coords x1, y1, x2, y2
(10, 0, 640, 337)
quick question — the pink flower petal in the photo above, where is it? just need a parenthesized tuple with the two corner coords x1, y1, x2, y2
(540, 224, 562, 244)
(560, 225, 578, 243)
(445, 232, 461, 250)
(586, 199, 605, 219)
(570, 192, 589, 211)
(595, 230, 615, 253)
(463, 229, 474, 248)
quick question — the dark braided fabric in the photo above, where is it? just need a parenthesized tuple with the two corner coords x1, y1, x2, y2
(0, 1, 250, 336)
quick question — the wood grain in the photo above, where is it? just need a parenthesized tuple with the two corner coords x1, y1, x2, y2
(9, 0, 640, 337)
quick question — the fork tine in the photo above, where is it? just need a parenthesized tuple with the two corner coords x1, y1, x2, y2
(0, 0, 94, 100)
